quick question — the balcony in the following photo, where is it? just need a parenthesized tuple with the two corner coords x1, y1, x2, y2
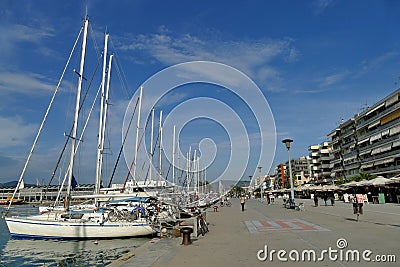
(357, 102, 400, 129)
(321, 163, 331, 169)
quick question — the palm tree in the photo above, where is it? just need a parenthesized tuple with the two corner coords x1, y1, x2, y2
(353, 172, 376, 182)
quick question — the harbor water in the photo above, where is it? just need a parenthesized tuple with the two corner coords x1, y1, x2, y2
(0, 206, 150, 267)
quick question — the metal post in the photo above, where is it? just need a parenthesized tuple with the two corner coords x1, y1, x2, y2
(282, 139, 295, 207)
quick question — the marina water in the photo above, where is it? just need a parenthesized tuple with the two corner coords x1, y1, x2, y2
(0, 206, 150, 266)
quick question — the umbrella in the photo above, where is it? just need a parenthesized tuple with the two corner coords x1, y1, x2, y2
(363, 177, 394, 186)
(340, 180, 365, 188)
(307, 185, 323, 191)
(319, 184, 341, 191)
(390, 175, 400, 182)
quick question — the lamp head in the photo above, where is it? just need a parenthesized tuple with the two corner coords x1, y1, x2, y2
(282, 138, 293, 150)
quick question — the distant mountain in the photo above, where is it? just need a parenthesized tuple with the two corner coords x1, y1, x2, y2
(0, 181, 18, 187)
(0, 181, 35, 187)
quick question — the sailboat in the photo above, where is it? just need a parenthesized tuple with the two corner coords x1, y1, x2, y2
(5, 17, 157, 239)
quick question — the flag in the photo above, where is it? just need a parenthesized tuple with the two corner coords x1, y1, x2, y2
(18, 179, 25, 190)
(71, 174, 78, 189)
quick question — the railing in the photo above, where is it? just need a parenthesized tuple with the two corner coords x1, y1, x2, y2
(357, 102, 400, 129)
(357, 119, 400, 141)
(360, 147, 400, 164)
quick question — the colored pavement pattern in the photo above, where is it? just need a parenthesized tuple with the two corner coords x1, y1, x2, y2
(245, 218, 329, 233)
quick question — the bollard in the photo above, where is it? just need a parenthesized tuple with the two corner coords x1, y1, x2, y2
(180, 227, 193, 245)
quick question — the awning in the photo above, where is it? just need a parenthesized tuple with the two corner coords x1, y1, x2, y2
(381, 129, 390, 137)
(389, 125, 400, 136)
(359, 149, 371, 156)
(358, 137, 370, 145)
(392, 140, 400, 148)
(380, 143, 392, 153)
(371, 147, 381, 155)
(374, 158, 394, 166)
(343, 155, 356, 161)
(383, 158, 395, 164)
(385, 93, 399, 107)
(361, 162, 374, 169)
(365, 102, 385, 116)
(370, 133, 382, 142)
(368, 119, 381, 129)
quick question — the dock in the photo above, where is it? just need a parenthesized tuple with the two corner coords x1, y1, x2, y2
(108, 198, 399, 267)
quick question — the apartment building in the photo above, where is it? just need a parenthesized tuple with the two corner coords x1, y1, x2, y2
(291, 156, 312, 185)
(328, 89, 400, 179)
(273, 163, 287, 189)
(308, 142, 332, 180)
(328, 118, 359, 179)
(272, 156, 313, 188)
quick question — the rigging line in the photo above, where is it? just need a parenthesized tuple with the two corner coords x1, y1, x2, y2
(43, 50, 103, 197)
(122, 105, 153, 188)
(165, 163, 172, 181)
(109, 36, 130, 99)
(147, 125, 161, 182)
(89, 23, 101, 59)
(138, 160, 147, 184)
(143, 162, 151, 184)
(107, 96, 140, 187)
(54, 80, 103, 207)
(7, 26, 83, 211)
(114, 59, 130, 100)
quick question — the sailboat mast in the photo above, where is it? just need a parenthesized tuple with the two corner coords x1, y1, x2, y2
(96, 54, 113, 203)
(158, 110, 163, 186)
(194, 149, 197, 192)
(149, 107, 154, 185)
(172, 125, 176, 186)
(66, 18, 89, 208)
(132, 86, 143, 183)
(186, 151, 189, 191)
(95, 33, 109, 197)
(197, 153, 200, 193)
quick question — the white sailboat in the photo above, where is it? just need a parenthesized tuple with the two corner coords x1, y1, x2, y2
(5, 17, 157, 239)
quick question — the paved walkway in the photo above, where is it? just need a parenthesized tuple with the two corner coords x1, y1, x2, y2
(108, 198, 399, 267)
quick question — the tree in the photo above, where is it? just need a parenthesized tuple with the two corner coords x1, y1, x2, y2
(353, 172, 376, 182)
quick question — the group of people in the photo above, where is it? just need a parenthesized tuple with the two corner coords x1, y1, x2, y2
(313, 194, 335, 207)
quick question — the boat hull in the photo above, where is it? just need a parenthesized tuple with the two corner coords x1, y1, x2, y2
(5, 216, 156, 239)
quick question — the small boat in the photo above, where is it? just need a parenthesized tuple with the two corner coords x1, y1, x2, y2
(0, 196, 24, 205)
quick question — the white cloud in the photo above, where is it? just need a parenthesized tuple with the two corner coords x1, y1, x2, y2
(319, 71, 349, 87)
(0, 23, 55, 62)
(0, 116, 37, 148)
(0, 71, 56, 95)
(118, 29, 299, 89)
(6, 24, 54, 43)
(313, 0, 336, 15)
(358, 51, 399, 75)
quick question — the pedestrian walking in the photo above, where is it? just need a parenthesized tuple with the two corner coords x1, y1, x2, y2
(240, 195, 246, 211)
(323, 195, 328, 206)
(313, 194, 318, 207)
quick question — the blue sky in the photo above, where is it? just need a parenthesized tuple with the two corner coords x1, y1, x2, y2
(1, 0, 400, 186)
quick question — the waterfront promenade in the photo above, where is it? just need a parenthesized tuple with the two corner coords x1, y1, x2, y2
(108, 198, 399, 267)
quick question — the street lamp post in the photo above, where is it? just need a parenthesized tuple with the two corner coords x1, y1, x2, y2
(282, 139, 295, 207)
(258, 166, 263, 201)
